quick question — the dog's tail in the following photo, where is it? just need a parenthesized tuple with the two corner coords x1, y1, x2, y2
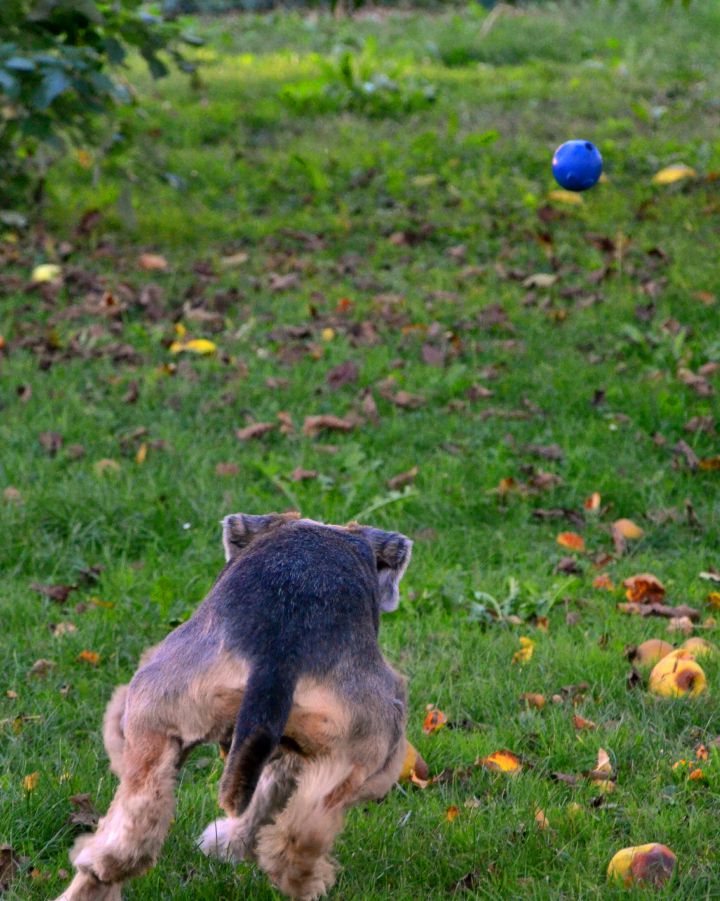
(218, 663, 298, 815)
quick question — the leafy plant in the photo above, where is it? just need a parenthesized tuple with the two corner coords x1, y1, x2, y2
(467, 577, 567, 626)
(280, 40, 436, 118)
(0, 0, 200, 203)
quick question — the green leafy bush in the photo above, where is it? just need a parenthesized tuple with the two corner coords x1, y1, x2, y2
(280, 40, 436, 118)
(0, 0, 199, 202)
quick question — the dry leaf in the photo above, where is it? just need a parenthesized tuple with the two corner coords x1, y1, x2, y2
(28, 659, 55, 677)
(584, 492, 601, 511)
(623, 573, 665, 603)
(667, 616, 694, 636)
(707, 592, 720, 610)
(302, 415, 356, 437)
(652, 164, 696, 185)
(572, 714, 597, 731)
(386, 466, 419, 490)
(39, 431, 63, 456)
(519, 693, 546, 709)
(215, 462, 239, 477)
(169, 338, 217, 355)
(0, 843, 22, 892)
(93, 459, 121, 476)
(23, 772, 40, 791)
(445, 805, 460, 822)
(236, 423, 274, 441)
(593, 573, 615, 591)
(613, 519, 644, 539)
(556, 532, 585, 552)
(478, 749, 522, 774)
(49, 622, 77, 637)
(76, 650, 100, 666)
(290, 468, 318, 482)
(137, 253, 168, 271)
(534, 808, 550, 830)
(548, 189, 583, 205)
(31, 263, 61, 283)
(422, 706, 447, 735)
(390, 390, 426, 410)
(699, 456, 720, 470)
(31, 582, 75, 604)
(3, 486, 23, 505)
(135, 443, 148, 465)
(512, 636, 535, 665)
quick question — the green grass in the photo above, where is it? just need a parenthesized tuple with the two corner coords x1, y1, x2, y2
(2, 1, 720, 897)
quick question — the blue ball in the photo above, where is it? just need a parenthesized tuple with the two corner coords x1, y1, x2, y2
(552, 140, 603, 192)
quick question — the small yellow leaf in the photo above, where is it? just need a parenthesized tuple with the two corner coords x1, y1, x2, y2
(445, 805, 460, 822)
(707, 592, 720, 610)
(76, 650, 100, 666)
(512, 636, 535, 665)
(170, 338, 217, 355)
(23, 772, 40, 791)
(31, 264, 61, 283)
(321, 327, 335, 342)
(593, 573, 615, 591)
(478, 749, 522, 774)
(88, 597, 114, 609)
(548, 189, 583, 205)
(135, 443, 148, 465)
(613, 518, 644, 539)
(652, 164, 696, 185)
(174, 322, 187, 338)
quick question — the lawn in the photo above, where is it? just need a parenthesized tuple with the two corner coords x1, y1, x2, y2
(2, 1, 720, 897)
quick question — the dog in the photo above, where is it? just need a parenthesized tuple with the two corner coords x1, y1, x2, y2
(53, 512, 413, 901)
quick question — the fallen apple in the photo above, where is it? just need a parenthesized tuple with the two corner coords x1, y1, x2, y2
(681, 637, 718, 658)
(649, 651, 707, 698)
(607, 843, 677, 888)
(628, 639, 673, 666)
(398, 740, 429, 782)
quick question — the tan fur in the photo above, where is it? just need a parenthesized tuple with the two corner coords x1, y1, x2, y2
(102, 685, 128, 778)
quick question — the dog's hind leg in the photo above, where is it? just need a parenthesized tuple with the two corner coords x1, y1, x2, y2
(53, 728, 180, 900)
(255, 755, 364, 901)
(199, 750, 303, 863)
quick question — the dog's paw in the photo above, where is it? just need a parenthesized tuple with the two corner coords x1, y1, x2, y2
(198, 818, 251, 862)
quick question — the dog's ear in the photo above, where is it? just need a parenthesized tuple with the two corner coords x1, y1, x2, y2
(352, 526, 413, 612)
(222, 512, 300, 561)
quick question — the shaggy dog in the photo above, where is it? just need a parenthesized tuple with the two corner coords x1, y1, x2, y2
(53, 512, 412, 901)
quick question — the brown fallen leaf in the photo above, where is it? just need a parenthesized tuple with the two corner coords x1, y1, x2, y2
(523, 443, 564, 461)
(551, 771, 580, 786)
(137, 252, 168, 272)
(236, 423, 274, 441)
(68, 793, 100, 827)
(534, 808, 551, 830)
(3, 486, 23, 505)
(28, 659, 55, 678)
(445, 805, 460, 822)
(0, 843, 22, 892)
(667, 616, 694, 635)
(584, 492, 601, 511)
(519, 692, 546, 709)
(31, 582, 76, 604)
(215, 462, 239, 477)
(618, 602, 699, 621)
(623, 573, 665, 603)
(685, 416, 715, 434)
(49, 622, 77, 637)
(39, 431, 63, 456)
(556, 556, 582, 574)
(302, 415, 357, 437)
(572, 714, 597, 731)
(76, 650, 100, 666)
(290, 468, 318, 482)
(386, 466, 419, 490)
(673, 440, 699, 469)
(326, 360, 359, 390)
(699, 456, 720, 470)
(390, 390, 426, 410)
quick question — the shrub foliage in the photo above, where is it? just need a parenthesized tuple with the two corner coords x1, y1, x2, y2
(0, 0, 197, 201)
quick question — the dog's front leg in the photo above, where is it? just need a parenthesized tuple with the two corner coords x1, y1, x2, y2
(53, 730, 180, 900)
